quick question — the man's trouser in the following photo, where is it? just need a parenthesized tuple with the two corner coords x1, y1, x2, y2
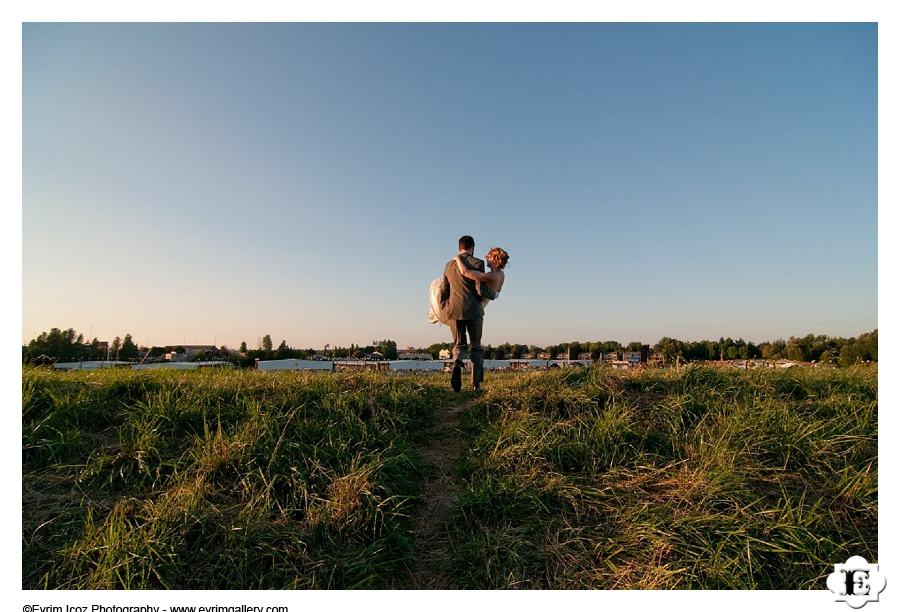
(451, 319, 484, 387)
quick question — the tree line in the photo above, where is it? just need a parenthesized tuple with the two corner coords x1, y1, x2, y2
(22, 327, 877, 368)
(234, 336, 398, 366)
(22, 329, 142, 362)
(653, 330, 877, 366)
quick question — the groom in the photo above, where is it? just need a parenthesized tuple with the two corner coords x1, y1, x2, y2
(440, 235, 498, 392)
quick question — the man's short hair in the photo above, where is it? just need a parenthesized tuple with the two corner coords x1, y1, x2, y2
(459, 235, 475, 250)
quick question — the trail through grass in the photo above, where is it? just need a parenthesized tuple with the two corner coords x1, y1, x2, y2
(23, 365, 876, 589)
(403, 394, 477, 588)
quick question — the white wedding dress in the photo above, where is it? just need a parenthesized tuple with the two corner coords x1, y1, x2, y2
(427, 277, 491, 325)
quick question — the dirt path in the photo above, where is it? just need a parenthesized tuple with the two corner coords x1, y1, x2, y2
(404, 395, 474, 589)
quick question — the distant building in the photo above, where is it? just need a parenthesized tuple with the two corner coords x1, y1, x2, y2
(578, 352, 592, 361)
(648, 354, 665, 366)
(439, 349, 451, 360)
(623, 351, 642, 366)
(397, 351, 432, 360)
(537, 352, 551, 360)
(182, 345, 217, 356)
(522, 352, 535, 359)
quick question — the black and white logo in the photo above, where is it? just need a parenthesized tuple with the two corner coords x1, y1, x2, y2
(827, 556, 886, 608)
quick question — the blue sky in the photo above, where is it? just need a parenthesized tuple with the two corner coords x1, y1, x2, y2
(22, 23, 877, 348)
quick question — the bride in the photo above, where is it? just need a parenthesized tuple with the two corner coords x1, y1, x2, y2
(428, 247, 509, 324)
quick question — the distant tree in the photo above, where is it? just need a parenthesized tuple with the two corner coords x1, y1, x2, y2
(567, 342, 582, 358)
(239, 341, 248, 354)
(746, 341, 759, 359)
(261, 335, 273, 353)
(654, 337, 683, 365)
(376, 339, 397, 360)
(275, 340, 290, 359)
(120, 334, 139, 360)
(110, 336, 122, 359)
(786, 338, 807, 362)
(598, 340, 622, 354)
(88, 338, 102, 360)
(760, 339, 785, 360)
(818, 349, 837, 365)
(24, 327, 84, 361)
(626, 341, 644, 352)
(839, 344, 860, 367)
(856, 329, 878, 361)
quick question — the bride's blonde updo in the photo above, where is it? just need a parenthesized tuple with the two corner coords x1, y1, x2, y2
(486, 247, 509, 270)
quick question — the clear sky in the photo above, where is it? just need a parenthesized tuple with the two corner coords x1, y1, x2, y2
(22, 23, 877, 349)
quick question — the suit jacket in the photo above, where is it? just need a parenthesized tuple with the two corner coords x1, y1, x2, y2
(440, 253, 498, 321)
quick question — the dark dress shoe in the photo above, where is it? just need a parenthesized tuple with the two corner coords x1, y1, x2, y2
(451, 364, 462, 392)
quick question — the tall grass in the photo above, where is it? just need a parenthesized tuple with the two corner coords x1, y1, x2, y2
(23, 368, 444, 588)
(23, 365, 877, 589)
(448, 366, 877, 588)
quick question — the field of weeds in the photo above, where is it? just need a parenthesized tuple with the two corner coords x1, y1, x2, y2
(22, 365, 876, 589)
(23, 368, 444, 588)
(449, 366, 877, 588)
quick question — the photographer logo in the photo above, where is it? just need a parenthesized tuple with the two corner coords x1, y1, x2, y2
(827, 556, 886, 608)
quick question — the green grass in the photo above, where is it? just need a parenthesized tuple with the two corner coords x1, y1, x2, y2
(23, 368, 445, 588)
(22, 365, 876, 589)
(448, 365, 877, 588)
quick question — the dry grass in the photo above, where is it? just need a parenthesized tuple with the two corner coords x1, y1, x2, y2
(23, 364, 876, 589)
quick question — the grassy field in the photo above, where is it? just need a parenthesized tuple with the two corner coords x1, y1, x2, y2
(22, 365, 876, 589)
